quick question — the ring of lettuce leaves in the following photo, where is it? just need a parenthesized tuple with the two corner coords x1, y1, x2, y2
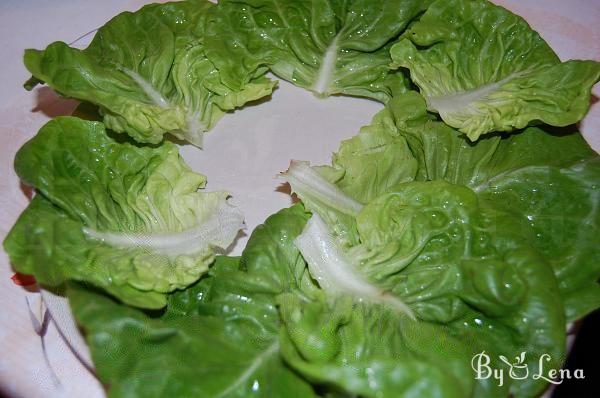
(5, 0, 600, 397)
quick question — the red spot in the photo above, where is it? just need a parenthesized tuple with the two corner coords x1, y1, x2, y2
(11, 273, 36, 286)
(20, 182, 35, 200)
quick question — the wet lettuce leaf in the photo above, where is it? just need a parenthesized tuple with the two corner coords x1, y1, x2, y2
(288, 184, 565, 397)
(67, 206, 317, 398)
(3, 117, 243, 308)
(24, 0, 276, 145)
(388, 92, 600, 323)
(204, 0, 431, 102)
(390, 0, 600, 140)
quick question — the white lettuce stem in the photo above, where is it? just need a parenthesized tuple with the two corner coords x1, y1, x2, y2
(427, 72, 522, 119)
(295, 214, 415, 319)
(311, 34, 340, 96)
(120, 67, 170, 109)
(83, 201, 244, 256)
(282, 160, 363, 216)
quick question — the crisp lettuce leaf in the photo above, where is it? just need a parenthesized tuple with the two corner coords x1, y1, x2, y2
(387, 92, 600, 322)
(3, 117, 243, 308)
(390, 0, 600, 140)
(280, 110, 418, 245)
(290, 181, 565, 397)
(24, 0, 276, 145)
(204, 0, 430, 102)
(359, 181, 566, 397)
(479, 154, 600, 321)
(68, 206, 317, 398)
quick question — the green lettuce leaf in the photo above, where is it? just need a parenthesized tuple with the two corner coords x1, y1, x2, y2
(361, 182, 566, 397)
(3, 117, 244, 308)
(294, 213, 414, 317)
(68, 206, 317, 398)
(479, 159, 600, 322)
(281, 110, 418, 245)
(290, 180, 565, 397)
(390, 0, 600, 140)
(204, 0, 430, 102)
(24, 0, 276, 145)
(388, 92, 600, 323)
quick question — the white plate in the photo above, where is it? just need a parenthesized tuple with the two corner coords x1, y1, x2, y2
(0, 1, 598, 397)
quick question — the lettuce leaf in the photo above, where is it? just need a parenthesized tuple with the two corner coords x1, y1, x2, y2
(294, 213, 414, 317)
(390, 0, 600, 140)
(67, 206, 317, 398)
(388, 92, 600, 323)
(204, 0, 430, 102)
(24, 0, 276, 145)
(3, 117, 244, 308)
(289, 184, 565, 397)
